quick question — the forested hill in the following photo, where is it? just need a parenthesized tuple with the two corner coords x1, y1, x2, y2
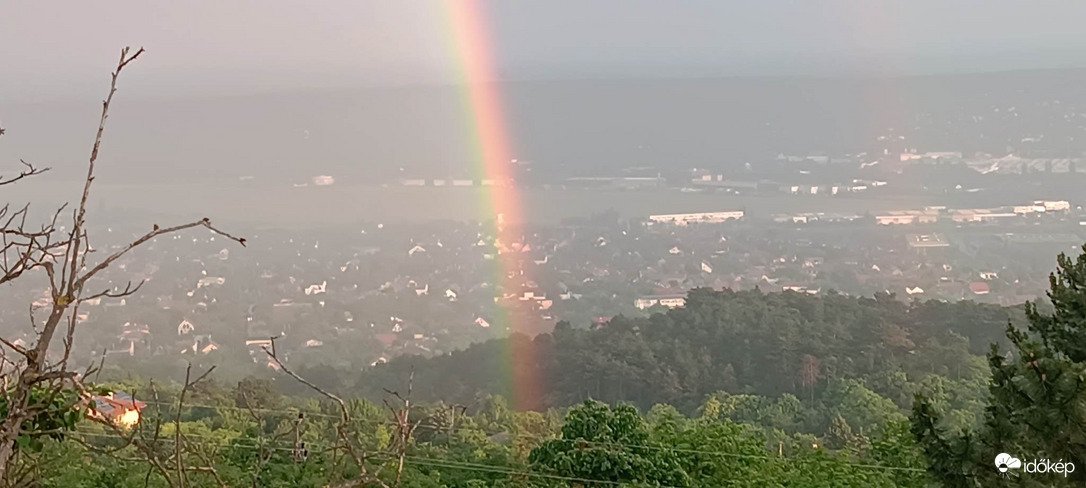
(361, 289, 1021, 413)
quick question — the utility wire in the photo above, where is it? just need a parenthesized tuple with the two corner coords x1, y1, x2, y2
(98, 402, 924, 473)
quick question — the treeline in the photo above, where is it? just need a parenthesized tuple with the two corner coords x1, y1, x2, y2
(29, 377, 934, 487)
(362, 289, 1017, 416)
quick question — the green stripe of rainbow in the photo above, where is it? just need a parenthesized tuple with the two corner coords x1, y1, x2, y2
(445, 0, 541, 410)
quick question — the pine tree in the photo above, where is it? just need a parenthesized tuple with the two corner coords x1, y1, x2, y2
(913, 244, 1086, 486)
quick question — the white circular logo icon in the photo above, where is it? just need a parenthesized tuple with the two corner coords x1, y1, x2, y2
(995, 453, 1021, 473)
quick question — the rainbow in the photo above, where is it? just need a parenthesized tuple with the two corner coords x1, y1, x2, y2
(445, 0, 542, 410)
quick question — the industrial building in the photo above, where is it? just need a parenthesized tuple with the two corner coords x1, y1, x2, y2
(648, 211, 744, 226)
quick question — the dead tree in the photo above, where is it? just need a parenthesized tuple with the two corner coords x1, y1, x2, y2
(1, 159, 58, 286)
(237, 388, 298, 488)
(263, 339, 399, 488)
(382, 370, 422, 488)
(0, 47, 244, 481)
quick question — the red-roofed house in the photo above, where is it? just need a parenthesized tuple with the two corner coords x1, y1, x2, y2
(89, 391, 146, 427)
(375, 333, 398, 347)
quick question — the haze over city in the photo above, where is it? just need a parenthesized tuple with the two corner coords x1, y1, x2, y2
(3, 2, 1086, 486)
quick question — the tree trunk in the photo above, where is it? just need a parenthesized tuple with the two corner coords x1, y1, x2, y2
(0, 370, 36, 479)
(0, 304, 68, 477)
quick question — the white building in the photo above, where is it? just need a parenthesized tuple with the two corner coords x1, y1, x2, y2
(635, 295, 687, 310)
(1014, 205, 1045, 214)
(648, 211, 744, 226)
(177, 320, 195, 335)
(876, 215, 917, 225)
(876, 210, 939, 225)
(1035, 200, 1071, 212)
(196, 277, 225, 288)
(950, 210, 1018, 223)
(304, 281, 327, 296)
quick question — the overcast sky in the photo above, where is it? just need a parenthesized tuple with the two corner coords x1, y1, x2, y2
(4, 0, 1086, 100)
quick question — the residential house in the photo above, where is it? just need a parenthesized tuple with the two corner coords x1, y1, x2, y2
(304, 281, 327, 295)
(177, 319, 195, 335)
(89, 392, 145, 427)
(781, 283, 820, 294)
(184, 335, 219, 355)
(635, 294, 687, 310)
(118, 322, 150, 355)
(197, 276, 226, 288)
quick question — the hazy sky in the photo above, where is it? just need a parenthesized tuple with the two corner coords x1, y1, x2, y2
(4, 0, 1086, 100)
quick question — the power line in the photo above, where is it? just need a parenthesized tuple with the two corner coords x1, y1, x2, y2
(139, 400, 341, 420)
(511, 435, 927, 473)
(73, 430, 300, 453)
(92, 402, 924, 473)
(409, 423, 926, 473)
(74, 431, 674, 487)
(74, 426, 924, 488)
(387, 453, 685, 488)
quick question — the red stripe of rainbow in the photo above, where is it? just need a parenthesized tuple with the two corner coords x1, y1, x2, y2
(445, 0, 541, 410)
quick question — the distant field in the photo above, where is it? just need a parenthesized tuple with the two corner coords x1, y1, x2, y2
(3, 180, 1034, 228)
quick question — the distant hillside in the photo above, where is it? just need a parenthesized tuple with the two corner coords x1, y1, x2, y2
(359, 288, 1020, 412)
(4, 69, 1086, 185)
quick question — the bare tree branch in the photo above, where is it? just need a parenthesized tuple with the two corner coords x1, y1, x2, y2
(79, 280, 146, 303)
(173, 363, 215, 488)
(85, 414, 177, 488)
(0, 202, 66, 286)
(0, 161, 49, 187)
(262, 340, 391, 488)
(75, 219, 244, 293)
(77, 374, 227, 488)
(238, 390, 298, 488)
(381, 369, 417, 488)
(0, 337, 28, 359)
(65, 47, 145, 300)
(0, 46, 244, 479)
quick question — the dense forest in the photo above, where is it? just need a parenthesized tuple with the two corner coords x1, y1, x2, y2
(5, 246, 1086, 486)
(362, 288, 1015, 417)
(29, 385, 934, 487)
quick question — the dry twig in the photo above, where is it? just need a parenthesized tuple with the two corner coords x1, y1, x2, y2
(262, 339, 391, 488)
(0, 46, 244, 480)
